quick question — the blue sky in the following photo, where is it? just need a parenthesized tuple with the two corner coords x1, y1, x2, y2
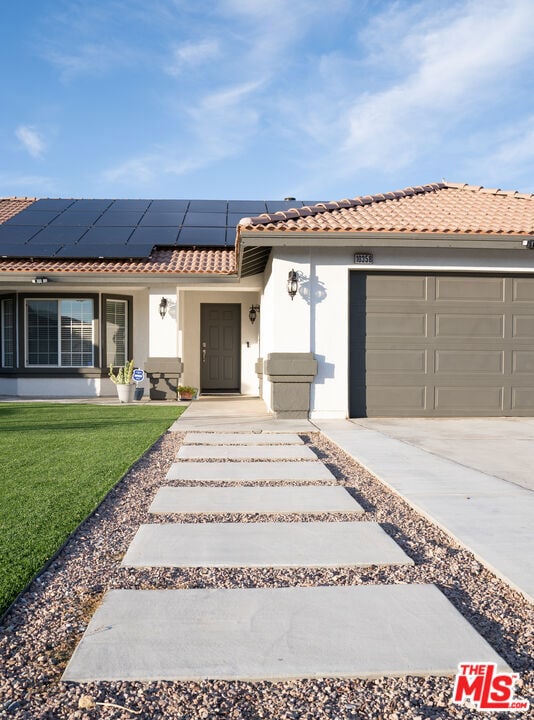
(1, 0, 534, 200)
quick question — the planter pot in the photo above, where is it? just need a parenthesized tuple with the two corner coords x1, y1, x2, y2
(134, 387, 145, 401)
(179, 393, 194, 401)
(116, 383, 135, 403)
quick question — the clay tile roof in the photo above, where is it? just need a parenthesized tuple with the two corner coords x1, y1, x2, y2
(0, 247, 236, 275)
(0, 197, 36, 223)
(238, 182, 534, 236)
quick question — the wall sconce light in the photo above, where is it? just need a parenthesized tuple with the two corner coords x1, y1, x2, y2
(32, 276, 48, 285)
(159, 297, 168, 319)
(287, 269, 298, 300)
(249, 304, 260, 324)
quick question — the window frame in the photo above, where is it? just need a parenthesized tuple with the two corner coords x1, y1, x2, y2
(102, 294, 134, 369)
(0, 293, 17, 369)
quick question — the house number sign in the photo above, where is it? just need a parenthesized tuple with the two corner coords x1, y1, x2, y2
(354, 252, 374, 264)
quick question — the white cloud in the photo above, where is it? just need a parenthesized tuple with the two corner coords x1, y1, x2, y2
(15, 126, 47, 158)
(166, 39, 219, 75)
(295, 0, 534, 190)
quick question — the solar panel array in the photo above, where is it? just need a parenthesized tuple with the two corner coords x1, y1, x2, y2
(0, 199, 318, 260)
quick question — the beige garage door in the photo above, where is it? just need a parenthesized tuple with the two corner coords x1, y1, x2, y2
(349, 272, 534, 417)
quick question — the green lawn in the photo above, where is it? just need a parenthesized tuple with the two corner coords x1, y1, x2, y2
(0, 402, 184, 616)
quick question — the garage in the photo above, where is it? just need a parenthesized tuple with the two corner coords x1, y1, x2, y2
(349, 272, 534, 417)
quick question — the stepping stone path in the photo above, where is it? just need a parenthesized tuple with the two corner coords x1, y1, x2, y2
(64, 430, 508, 682)
(149, 485, 364, 514)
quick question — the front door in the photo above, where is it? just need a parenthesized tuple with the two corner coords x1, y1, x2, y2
(200, 304, 241, 392)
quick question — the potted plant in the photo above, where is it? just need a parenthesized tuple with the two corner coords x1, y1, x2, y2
(109, 360, 136, 403)
(177, 385, 198, 401)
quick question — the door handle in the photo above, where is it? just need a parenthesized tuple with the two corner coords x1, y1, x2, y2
(202, 342, 207, 363)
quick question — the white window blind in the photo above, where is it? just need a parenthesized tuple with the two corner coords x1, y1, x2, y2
(105, 299, 128, 366)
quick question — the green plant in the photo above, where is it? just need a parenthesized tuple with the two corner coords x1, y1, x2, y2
(109, 360, 135, 385)
(177, 385, 197, 394)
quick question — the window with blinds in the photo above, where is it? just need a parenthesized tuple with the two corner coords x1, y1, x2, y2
(26, 299, 94, 367)
(105, 299, 128, 366)
(1, 298, 15, 368)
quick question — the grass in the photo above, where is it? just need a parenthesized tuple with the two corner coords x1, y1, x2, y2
(0, 402, 184, 616)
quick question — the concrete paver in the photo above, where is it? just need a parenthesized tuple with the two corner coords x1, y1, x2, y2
(177, 445, 318, 460)
(183, 432, 304, 445)
(62, 585, 509, 681)
(170, 396, 315, 433)
(166, 461, 336, 483)
(317, 419, 534, 602)
(121, 522, 413, 568)
(149, 486, 363, 514)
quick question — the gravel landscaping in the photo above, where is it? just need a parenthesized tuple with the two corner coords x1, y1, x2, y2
(0, 430, 532, 719)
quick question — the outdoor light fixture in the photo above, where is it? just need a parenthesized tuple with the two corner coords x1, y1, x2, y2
(287, 269, 298, 300)
(159, 297, 168, 319)
(249, 304, 260, 324)
(32, 276, 48, 285)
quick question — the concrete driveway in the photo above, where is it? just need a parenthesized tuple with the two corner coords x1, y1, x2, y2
(354, 417, 534, 492)
(316, 417, 534, 603)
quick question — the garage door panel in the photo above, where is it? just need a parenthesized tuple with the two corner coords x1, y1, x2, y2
(367, 313, 427, 337)
(435, 276, 505, 301)
(435, 350, 504, 374)
(513, 351, 534, 373)
(436, 314, 504, 339)
(513, 315, 534, 339)
(349, 272, 534, 417)
(435, 386, 503, 412)
(366, 275, 427, 300)
(512, 278, 534, 302)
(366, 349, 426, 372)
(512, 387, 534, 409)
(367, 385, 426, 411)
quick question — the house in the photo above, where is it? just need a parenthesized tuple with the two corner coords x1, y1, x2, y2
(1, 183, 534, 418)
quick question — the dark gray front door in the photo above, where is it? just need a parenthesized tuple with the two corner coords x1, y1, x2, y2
(200, 304, 241, 392)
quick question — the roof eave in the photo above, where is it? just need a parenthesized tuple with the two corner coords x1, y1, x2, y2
(238, 230, 532, 251)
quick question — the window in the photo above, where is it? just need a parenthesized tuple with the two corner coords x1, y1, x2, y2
(1, 297, 15, 368)
(25, 298, 94, 367)
(105, 298, 128, 366)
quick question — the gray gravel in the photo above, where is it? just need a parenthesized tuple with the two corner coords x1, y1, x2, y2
(0, 430, 532, 719)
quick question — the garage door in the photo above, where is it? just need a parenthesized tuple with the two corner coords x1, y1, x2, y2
(349, 272, 534, 417)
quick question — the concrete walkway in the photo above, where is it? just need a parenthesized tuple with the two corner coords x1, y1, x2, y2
(64, 400, 509, 681)
(317, 418, 534, 603)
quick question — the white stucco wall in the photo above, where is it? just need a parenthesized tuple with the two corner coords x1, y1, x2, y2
(261, 245, 534, 419)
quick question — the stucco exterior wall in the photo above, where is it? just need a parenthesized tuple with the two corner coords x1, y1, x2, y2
(261, 245, 534, 419)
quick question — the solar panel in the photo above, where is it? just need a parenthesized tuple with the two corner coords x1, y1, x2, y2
(0, 243, 60, 258)
(75, 227, 134, 245)
(228, 201, 267, 214)
(0, 226, 40, 244)
(128, 227, 178, 245)
(188, 200, 227, 212)
(26, 226, 89, 245)
(140, 212, 185, 227)
(177, 227, 226, 246)
(51, 211, 107, 226)
(225, 228, 237, 246)
(95, 210, 145, 226)
(182, 212, 227, 227)
(107, 199, 151, 212)
(4, 210, 61, 226)
(265, 201, 303, 213)
(56, 243, 153, 259)
(227, 212, 256, 226)
(149, 200, 189, 212)
(24, 199, 76, 212)
(69, 199, 113, 212)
